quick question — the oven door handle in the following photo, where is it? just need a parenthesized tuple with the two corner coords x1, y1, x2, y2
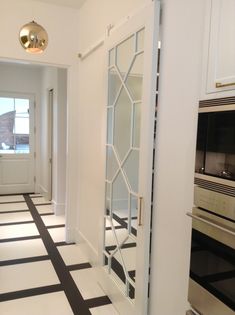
(186, 212, 235, 237)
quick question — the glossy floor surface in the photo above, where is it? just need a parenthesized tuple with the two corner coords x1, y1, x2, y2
(0, 194, 119, 315)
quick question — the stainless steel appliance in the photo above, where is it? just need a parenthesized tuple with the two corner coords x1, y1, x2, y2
(187, 96, 235, 315)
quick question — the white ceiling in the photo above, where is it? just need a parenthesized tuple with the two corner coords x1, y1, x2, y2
(30, 0, 86, 9)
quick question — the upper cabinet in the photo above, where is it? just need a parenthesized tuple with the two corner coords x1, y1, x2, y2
(202, 0, 235, 97)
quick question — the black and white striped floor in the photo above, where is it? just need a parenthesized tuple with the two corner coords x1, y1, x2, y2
(0, 194, 118, 315)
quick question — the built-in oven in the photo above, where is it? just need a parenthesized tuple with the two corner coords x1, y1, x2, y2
(187, 96, 235, 315)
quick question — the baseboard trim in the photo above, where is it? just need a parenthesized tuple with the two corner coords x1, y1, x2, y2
(76, 230, 99, 266)
(39, 185, 48, 198)
(51, 200, 65, 215)
(76, 230, 135, 315)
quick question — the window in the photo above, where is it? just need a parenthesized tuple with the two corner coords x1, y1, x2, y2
(0, 97, 30, 154)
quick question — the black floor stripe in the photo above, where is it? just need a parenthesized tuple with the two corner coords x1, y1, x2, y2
(0, 235, 41, 243)
(85, 296, 112, 309)
(0, 221, 34, 227)
(0, 200, 26, 204)
(24, 194, 92, 315)
(55, 241, 75, 247)
(40, 213, 54, 216)
(0, 255, 50, 267)
(0, 284, 63, 302)
(105, 242, 136, 253)
(67, 263, 92, 271)
(34, 203, 52, 206)
(105, 225, 123, 231)
(0, 210, 29, 214)
(47, 224, 65, 229)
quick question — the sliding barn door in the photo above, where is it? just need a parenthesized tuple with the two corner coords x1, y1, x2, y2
(103, 1, 160, 314)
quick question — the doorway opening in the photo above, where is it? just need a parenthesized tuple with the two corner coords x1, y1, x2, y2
(0, 60, 68, 226)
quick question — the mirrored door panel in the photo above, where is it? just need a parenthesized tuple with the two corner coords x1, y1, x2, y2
(102, 2, 160, 314)
(104, 29, 145, 299)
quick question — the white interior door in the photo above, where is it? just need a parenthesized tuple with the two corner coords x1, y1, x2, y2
(0, 93, 35, 194)
(103, 2, 160, 314)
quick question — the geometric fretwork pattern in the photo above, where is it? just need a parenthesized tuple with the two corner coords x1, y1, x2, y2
(104, 28, 145, 299)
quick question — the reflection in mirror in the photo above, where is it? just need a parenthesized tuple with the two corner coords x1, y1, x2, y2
(123, 151, 139, 194)
(106, 146, 119, 182)
(113, 88, 132, 162)
(116, 35, 135, 77)
(104, 27, 145, 300)
(126, 53, 144, 102)
(108, 68, 122, 106)
(112, 171, 129, 219)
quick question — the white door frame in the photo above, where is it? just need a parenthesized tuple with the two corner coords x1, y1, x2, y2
(0, 58, 78, 245)
(47, 88, 53, 201)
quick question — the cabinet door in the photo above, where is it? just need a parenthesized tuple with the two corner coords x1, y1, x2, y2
(206, 0, 235, 94)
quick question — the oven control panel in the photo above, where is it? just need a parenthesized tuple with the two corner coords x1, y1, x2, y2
(194, 186, 235, 221)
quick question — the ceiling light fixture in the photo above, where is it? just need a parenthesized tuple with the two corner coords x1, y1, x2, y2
(19, 21, 48, 54)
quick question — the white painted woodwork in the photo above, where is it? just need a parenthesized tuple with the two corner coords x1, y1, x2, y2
(203, 0, 235, 96)
(98, 2, 160, 315)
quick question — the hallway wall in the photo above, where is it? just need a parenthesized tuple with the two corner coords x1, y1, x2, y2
(40, 67, 67, 214)
(0, 0, 80, 239)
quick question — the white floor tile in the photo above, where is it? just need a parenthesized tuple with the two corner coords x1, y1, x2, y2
(0, 239, 47, 261)
(36, 204, 54, 214)
(0, 223, 39, 240)
(57, 244, 88, 266)
(105, 229, 134, 247)
(131, 219, 137, 229)
(70, 268, 105, 300)
(105, 218, 121, 228)
(0, 260, 60, 293)
(0, 195, 24, 203)
(41, 214, 65, 227)
(32, 197, 50, 205)
(90, 304, 119, 315)
(0, 291, 73, 315)
(110, 247, 136, 271)
(0, 211, 33, 224)
(48, 227, 65, 243)
(0, 202, 28, 212)
(113, 208, 138, 219)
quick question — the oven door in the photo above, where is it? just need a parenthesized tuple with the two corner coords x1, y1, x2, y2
(187, 207, 235, 315)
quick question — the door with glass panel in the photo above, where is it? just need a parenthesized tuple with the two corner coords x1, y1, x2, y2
(103, 2, 160, 314)
(0, 94, 35, 194)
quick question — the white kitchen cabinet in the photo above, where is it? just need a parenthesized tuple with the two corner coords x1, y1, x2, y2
(202, 0, 235, 97)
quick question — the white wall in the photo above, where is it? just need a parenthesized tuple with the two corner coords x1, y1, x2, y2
(40, 66, 67, 213)
(0, 0, 78, 66)
(0, 62, 42, 191)
(149, 1, 205, 314)
(0, 0, 80, 238)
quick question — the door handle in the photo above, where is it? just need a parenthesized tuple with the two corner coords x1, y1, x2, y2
(186, 212, 235, 237)
(138, 196, 143, 226)
(216, 82, 235, 88)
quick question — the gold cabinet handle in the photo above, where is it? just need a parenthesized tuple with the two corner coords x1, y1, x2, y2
(216, 82, 235, 88)
(138, 196, 143, 226)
